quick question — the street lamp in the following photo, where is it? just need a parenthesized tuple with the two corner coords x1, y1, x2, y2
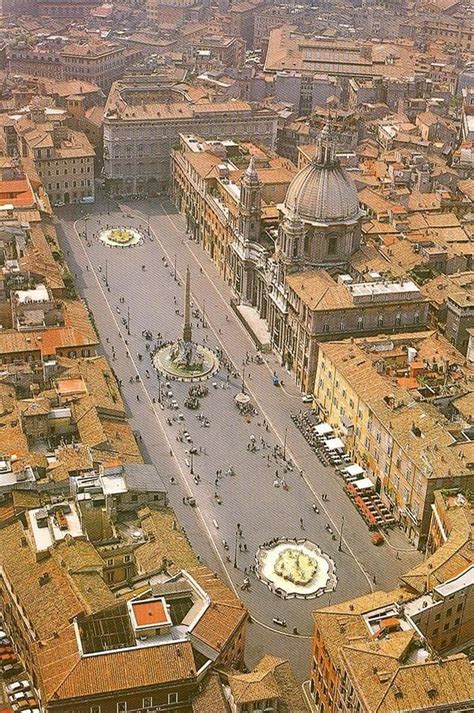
(105, 259, 108, 287)
(173, 254, 177, 281)
(157, 374, 162, 404)
(84, 215, 89, 241)
(241, 365, 245, 394)
(190, 451, 194, 475)
(233, 528, 239, 568)
(338, 515, 345, 552)
(202, 300, 206, 328)
(127, 306, 130, 335)
(283, 426, 288, 461)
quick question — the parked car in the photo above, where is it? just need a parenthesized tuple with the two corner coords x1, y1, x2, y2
(6, 681, 30, 694)
(2, 662, 22, 676)
(14, 698, 36, 711)
(301, 394, 313, 403)
(10, 691, 28, 701)
(371, 532, 384, 546)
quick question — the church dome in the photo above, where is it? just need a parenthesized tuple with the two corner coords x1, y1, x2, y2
(284, 126, 360, 225)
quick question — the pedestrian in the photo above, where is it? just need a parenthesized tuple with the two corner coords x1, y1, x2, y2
(170, 477, 175, 484)
(373, 575, 377, 585)
(239, 543, 242, 552)
(243, 544, 248, 552)
(136, 394, 140, 401)
(300, 517, 304, 529)
(182, 497, 186, 504)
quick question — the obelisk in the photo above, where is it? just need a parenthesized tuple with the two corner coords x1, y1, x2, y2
(183, 267, 192, 343)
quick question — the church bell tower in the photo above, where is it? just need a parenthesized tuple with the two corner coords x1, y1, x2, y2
(238, 156, 262, 243)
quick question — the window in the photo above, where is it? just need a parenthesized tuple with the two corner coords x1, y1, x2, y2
(143, 698, 152, 708)
(168, 692, 178, 704)
(378, 314, 384, 327)
(107, 558, 114, 566)
(117, 704, 127, 713)
(395, 313, 401, 326)
(328, 236, 337, 255)
(91, 707, 101, 713)
(124, 555, 131, 563)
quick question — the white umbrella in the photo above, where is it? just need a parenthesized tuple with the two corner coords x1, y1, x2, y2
(323, 437, 344, 451)
(315, 423, 333, 436)
(342, 464, 365, 477)
(234, 392, 250, 405)
(353, 477, 375, 490)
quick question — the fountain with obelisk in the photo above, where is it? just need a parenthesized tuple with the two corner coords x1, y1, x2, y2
(153, 267, 219, 381)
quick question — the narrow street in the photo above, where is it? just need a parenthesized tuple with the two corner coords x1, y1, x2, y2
(55, 194, 421, 676)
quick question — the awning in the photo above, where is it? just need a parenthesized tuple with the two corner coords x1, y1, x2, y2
(353, 477, 375, 490)
(324, 437, 344, 451)
(315, 422, 333, 436)
(342, 464, 365, 477)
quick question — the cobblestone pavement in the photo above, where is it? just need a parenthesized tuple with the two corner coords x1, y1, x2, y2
(55, 193, 421, 678)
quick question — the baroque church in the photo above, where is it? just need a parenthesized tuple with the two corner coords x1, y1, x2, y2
(230, 124, 362, 391)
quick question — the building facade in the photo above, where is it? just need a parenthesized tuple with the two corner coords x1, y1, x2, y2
(104, 78, 277, 196)
(312, 340, 473, 548)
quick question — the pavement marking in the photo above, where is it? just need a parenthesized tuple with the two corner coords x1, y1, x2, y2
(70, 215, 312, 637)
(142, 204, 375, 594)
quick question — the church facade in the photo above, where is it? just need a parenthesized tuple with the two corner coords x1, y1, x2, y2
(229, 125, 363, 391)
